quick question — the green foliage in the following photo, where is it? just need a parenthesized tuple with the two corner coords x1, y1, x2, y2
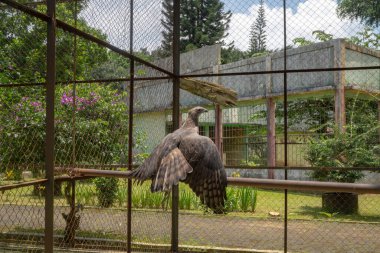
(179, 188, 195, 210)
(239, 187, 258, 212)
(318, 211, 339, 218)
(249, 0, 267, 55)
(276, 97, 333, 133)
(306, 131, 365, 182)
(293, 28, 379, 50)
(293, 30, 333, 47)
(76, 183, 94, 206)
(305, 98, 379, 182)
(0, 2, 143, 179)
(221, 45, 250, 64)
(292, 37, 313, 47)
(0, 3, 109, 84)
(312, 30, 333, 42)
(93, 177, 119, 208)
(0, 84, 131, 174)
(225, 187, 258, 212)
(337, 0, 380, 27)
(347, 27, 380, 49)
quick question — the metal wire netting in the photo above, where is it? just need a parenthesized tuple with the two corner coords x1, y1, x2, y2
(0, 0, 379, 252)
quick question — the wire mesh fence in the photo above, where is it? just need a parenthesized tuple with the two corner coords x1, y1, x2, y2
(0, 0, 379, 252)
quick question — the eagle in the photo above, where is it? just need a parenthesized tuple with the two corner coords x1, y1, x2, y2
(131, 106, 227, 213)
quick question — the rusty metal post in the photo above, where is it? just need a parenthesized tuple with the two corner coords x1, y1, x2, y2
(378, 101, 380, 144)
(282, 0, 288, 252)
(127, 0, 134, 252)
(266, 98, 276, 179)
(215, 104, 223, 157)
(171, 0, 180, 251)
(213, 61, 223, 158)
(70, 5, 78, 246)
(265, 55, 275, 179)
(45, 0, 56, 251)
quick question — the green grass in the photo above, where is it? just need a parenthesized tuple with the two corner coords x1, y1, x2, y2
(1, 179, 380, 222)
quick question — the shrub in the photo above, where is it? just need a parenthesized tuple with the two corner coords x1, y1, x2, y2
(305, 97, 379, 183)
(94, 177, 119, 208)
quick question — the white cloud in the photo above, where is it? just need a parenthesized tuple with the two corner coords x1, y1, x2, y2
(79, 0, 364, 53)
(226, 0, 364, 51)
(80, 0, 163, 51)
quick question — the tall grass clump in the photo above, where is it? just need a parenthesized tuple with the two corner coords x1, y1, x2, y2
(226, 187, 258, 212)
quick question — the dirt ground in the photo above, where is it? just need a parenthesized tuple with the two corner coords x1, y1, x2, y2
(1, 205, 379, 252)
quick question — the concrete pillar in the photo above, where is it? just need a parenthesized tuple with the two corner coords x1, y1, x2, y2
(266, 98, 276, 179)
(334, 39, 346, 132)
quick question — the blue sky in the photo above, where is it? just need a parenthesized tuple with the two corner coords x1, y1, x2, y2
(223, 0, 364, 50)
(222, 0, 308, 14)
(81, 0, 365, 51)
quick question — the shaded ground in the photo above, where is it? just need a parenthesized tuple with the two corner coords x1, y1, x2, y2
(0, 205, 380, 252)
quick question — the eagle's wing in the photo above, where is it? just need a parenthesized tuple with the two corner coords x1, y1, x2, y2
(130, 129, 194, 192)
(131, 129, 227, 213)
(179, 133, 227, 213)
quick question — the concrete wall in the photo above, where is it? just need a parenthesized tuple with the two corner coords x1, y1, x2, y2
(133, 40, 379, 182)
(345, 47, 380, 93)
(134, 45, 220, 113)
(134, 111, 167, 152)
(134, 39, 379, 113)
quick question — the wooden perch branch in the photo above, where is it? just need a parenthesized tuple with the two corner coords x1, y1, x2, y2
(180, 78, 237, 106)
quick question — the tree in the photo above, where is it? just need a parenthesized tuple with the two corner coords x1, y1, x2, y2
(305, 99, 379, 183)
(249, 0, 267, 56)
(160, 0, 231, 55)
(221, 44, 249, 64)
(0, 3, 148, 180)
(0, 3, 108, 84)
(337, 0, 380, 27)
(160, 0, 174, 56)
(347, 27, 380, 49)
(293, 29, 379, 50)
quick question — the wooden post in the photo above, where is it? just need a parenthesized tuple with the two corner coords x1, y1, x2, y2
(266, 98, 276, 179)
(334, 40, 346, 132)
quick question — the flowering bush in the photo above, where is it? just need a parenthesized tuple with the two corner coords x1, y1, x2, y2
(0, 84, 146, 179)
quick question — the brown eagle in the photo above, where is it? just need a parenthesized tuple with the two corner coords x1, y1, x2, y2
(131, 106, 227, 213)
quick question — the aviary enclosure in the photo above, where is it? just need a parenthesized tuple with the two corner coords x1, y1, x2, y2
(0, 0, 379, 252)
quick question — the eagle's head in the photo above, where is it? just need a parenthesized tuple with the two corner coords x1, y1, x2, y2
(188, 106, 208, 119)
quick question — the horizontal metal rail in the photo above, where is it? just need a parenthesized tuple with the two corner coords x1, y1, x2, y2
(0, 179, 47, 191)
(181, 66, 380, 78)
(2, 166, 378, 192)
(55, 168, 380, 194)
(225, 165, 380, 171)
(67, 164, 380, 171)
(2, 65, 379, 88)
(0, 176, 94, 192)
(228, 177, 380, 194)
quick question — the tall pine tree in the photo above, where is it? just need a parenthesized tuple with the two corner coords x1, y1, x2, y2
(249, 0, 267, 55)
(161, 0, 174, 56)
(160, 0, 231, 56)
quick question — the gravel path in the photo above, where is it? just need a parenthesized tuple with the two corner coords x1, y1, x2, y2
(1, 205, 379, 252)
